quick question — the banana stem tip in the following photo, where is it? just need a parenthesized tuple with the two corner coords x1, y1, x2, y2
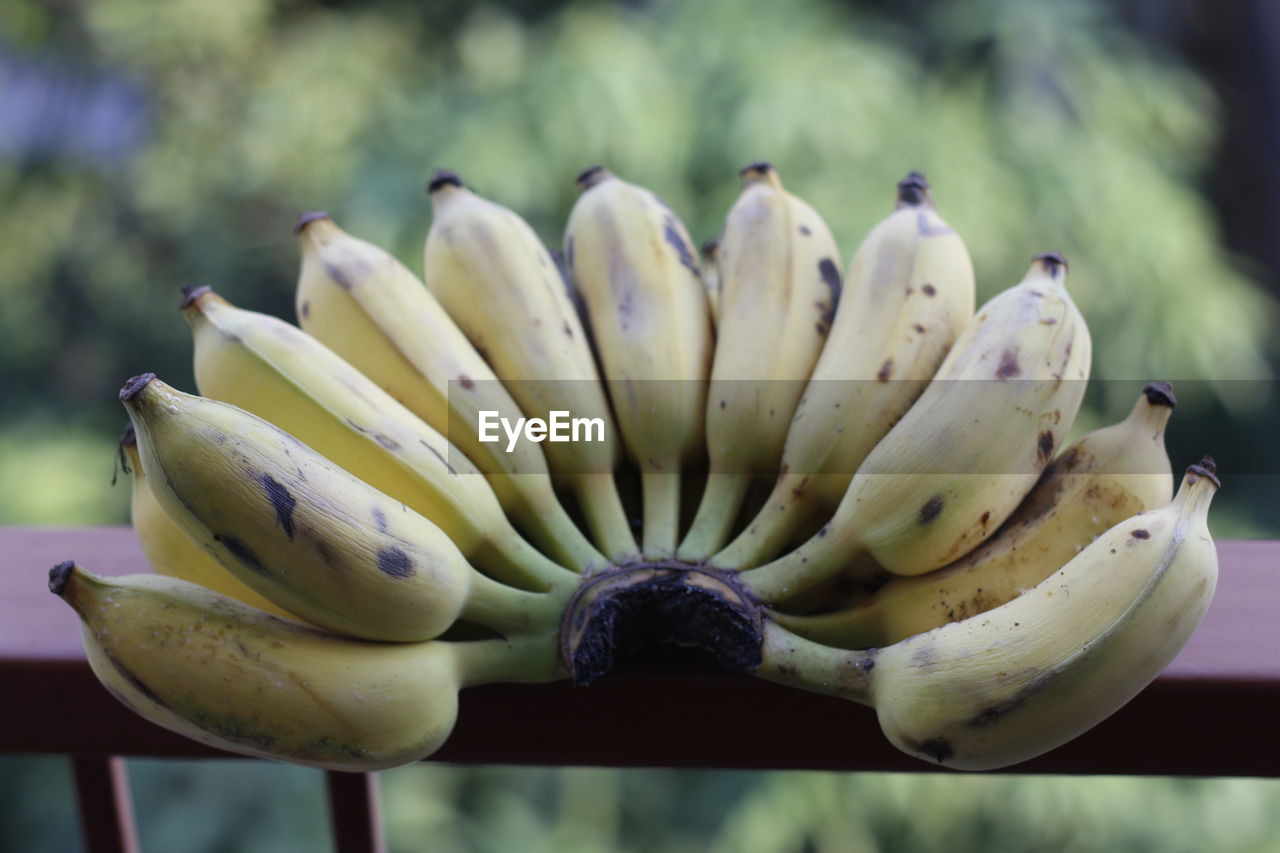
(48, 561, 75, 596)
(179, 285, 212, 310)
(427, 170, 464, 194)
(1189, 456, 1221, 488)
(1143, 382, 1177, 408)
(575, 165, 609, 189)
(896, 171, 932, 207)
(1034, 251, 1069, 277)
(293, 210, 331, 234)
(119, 373, 157, 402)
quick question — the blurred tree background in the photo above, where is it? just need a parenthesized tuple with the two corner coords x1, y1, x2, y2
(2, 0, 1279, 850)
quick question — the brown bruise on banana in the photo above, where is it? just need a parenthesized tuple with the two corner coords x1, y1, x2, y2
(816, 258, 841, 335)
(918, 494, 944, 525)
(376, 546, 415, 578)
(260, 474, 297, 540)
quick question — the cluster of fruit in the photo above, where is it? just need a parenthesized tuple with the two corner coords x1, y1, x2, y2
(50, 163, 1220, 772)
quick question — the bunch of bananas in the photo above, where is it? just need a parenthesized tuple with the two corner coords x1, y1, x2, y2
(50, 164, 1220, 773)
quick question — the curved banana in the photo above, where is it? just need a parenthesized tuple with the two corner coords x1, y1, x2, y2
(182, 286, 576, 593)
(119, 374, 563, 642)
(757, 459, 1220, 770)
(424, 172, 638, 563)
(564, 166, 713, 557)
(678, 163, 843, 560)
(121, 426, 296, 619)
(775, 383, 1177, 646)
(294, 212, 604, 573)
(51, 564, 562, 771)
(715, 172, 975, 569)
(702, 237, 721, 326)
(743, 253, 1091, 603)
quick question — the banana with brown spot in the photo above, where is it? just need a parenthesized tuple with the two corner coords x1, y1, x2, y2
(564, 167, 713, 557)
(294, 212, 605, 574)
(183, 287, 577, 594)
(424, 172, 638, 563)
(743, 253, 1091, 603)
(678, 163, 844, 560)
(773, 383, 1176, 647)
(715, 172, 975, 569)
(120, 375, 564, 642)
(757, 460, 1220, 770)
(121, 426, 296, 619)
(51, 564, 562, 771)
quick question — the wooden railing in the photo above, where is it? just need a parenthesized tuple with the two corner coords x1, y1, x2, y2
(4, 527, 1279, 852)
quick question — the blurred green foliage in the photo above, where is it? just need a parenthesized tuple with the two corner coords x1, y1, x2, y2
(3, 0, 1279, 850)
(1, 0, 1276, 529)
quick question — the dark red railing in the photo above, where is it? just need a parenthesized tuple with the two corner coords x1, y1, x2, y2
(4, 527, 1279, 852)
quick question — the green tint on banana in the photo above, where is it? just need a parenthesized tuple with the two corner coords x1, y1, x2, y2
(121, 427, 297, 619)
(743, 253, 1091, 603)
(294, 213, 606, 574)
(120, 375, 563, 642)
(51, 565, 563, 771)
(679, 163, 843, 561)
(564, 167, 713, 558)
(773, 383, 1177, 647)
(424, 172, 638, 563)
(715, 172, 975, 569)
(182, 286, 576, 594)
(757, 460, 1219, 771)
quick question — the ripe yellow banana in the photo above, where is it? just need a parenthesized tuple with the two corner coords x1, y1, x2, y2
(424, 172, 638, 563)
(294, 212, 605, 574)
(564, 166, 713, 557)
(702, 237, 721, 326)
(743, 253, 1091, 603)
(120, 426, 296, 619)
(678, 163, 843, 560)
(182, 286, 576, 593)
(774, 383, 1177, 646)
(715, 172, 975, 569)
(120, 375, 562, 641)
(51, 564, 562, 771)
(757, 459, 1220, 770)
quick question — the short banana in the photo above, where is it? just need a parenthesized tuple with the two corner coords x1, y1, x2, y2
(294, 212, 605, 573)
(715, 172, 975, 569)
(757, 459, 1220, 770)
(51, 564, 562, 771)
(119, 374, 562, 642)
(121, 426, 296, 619)
(424, 172, 638, 563)
(775, 383, 1176, 646)
(743, 253, 1091, 603)
(678, 163, 843, 560)
(183, 286, 576, 593)
(564, 166, 713, 557)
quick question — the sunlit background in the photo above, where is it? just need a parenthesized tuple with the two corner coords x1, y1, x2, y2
(3, 0, 1279, 849)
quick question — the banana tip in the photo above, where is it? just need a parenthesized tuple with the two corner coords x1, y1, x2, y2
(179, 285, 212, 310)
(294, 210, 330, 234)
(739, 160, 774, 177)
(575, 165, 609, 189)
(49, 561, 75, 596)
(1034, 252, 1068, 277)
(701, 236, 720, 258)
(427, 170, 464, 194)
(1143, 382, 1177, 408)
(119, 373, 157, 402)
(1189, 456, 1221, 489)
(896, 171, 932, 207)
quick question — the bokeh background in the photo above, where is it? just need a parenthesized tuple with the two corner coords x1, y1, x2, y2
(3, 0, 1279, 849)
